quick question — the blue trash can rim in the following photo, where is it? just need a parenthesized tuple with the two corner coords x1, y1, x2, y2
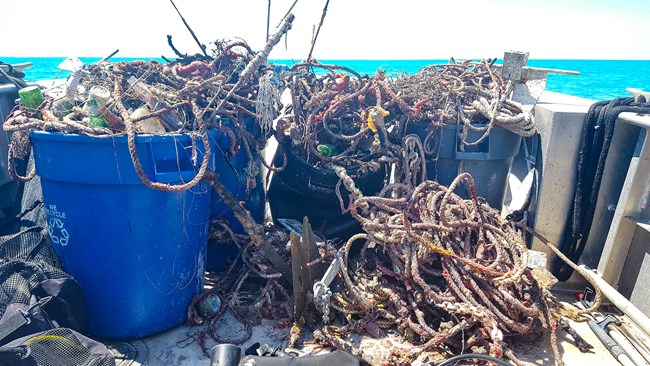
(30, 130, 213, 144)
(30, 129, 221, 186)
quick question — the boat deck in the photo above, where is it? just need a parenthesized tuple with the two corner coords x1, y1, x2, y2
(108, 292, 622, 365)
(108, 90, 650, 365)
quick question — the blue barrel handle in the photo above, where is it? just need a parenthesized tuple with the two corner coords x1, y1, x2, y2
(454, 129, 490, 160)
(307, 177, 336, 194)
(454, 151, 490, 160)
(149, 141, 200, 183)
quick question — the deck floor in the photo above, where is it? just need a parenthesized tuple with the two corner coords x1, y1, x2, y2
(107, 301, 622, 366)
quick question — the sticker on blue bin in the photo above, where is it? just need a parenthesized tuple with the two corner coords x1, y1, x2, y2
(46, 204, 69, 246)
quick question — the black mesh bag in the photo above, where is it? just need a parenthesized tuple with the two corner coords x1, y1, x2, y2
(0, 226, 85, 342)
(0, 260, 87, 344)
(0, 226, 61, 269)
(0, 227, 114, 366)
(0, 327, 115, 366)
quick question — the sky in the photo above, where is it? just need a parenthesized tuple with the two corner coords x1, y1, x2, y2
(1, 0, 649, 60)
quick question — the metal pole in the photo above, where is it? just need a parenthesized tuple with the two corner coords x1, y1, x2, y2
(580, 265, 650, 337)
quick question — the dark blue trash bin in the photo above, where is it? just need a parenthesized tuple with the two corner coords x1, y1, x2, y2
(407, 123, 522, 209)
(207, 119, 264, 271)
(31, 130, 218, 339)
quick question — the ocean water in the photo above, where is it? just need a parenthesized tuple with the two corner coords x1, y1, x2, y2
(1, 57, 648, 101)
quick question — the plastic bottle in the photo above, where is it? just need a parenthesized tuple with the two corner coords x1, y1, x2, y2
(52, 71, 81, 117)
(87, 86, 110, 128)
(130, 106, 166, 134)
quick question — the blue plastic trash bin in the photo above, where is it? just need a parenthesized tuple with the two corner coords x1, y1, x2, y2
(207, 119, 264, 271)
(31, 130, 218, 340)
(407, 123, 522, 209)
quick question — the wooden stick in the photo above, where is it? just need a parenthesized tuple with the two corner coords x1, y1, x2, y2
(169, 0, 208, 57)
(204, 171, 265, 247)
(280, 0, 299, 25)
(167, 35, 186, 58)
(206, 12, 295, 121)
(204, 171, 292, 282)
(97, 49, 119, 64)
(266, 0, 271, 41)
(307, 0, 331, 61)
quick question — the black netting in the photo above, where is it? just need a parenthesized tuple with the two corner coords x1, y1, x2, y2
(14, 328, 115, 366)
(0, 226, 61, 269)
(0, 260, 69, 316)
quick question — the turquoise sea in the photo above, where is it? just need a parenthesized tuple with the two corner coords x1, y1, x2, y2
(1, 57, 649, 101)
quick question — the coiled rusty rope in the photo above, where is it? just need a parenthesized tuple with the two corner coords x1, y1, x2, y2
(320, 163, 598, 366)
(389, 59, 536, 147)
(3, 103, 113, 182)
(277, 58, 537, 180)
(277, 62, 400, 174)
(111, 74, 211, 192)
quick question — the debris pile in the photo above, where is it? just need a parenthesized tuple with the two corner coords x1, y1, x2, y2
(317, 171, 554, 365)
(389, 60, 537, 145)
(269, 59, 594, 366)
(274, 58, 536, 173)
(3, 41, 601, 365)
(274, 62, 395, 176)
(6, 44, 265, 133)
(3, 38, 282, 191)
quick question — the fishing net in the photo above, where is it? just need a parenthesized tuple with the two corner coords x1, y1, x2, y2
(0, 226, 60, 269)
(0, 260, 69, 317)
(3, 328, 115, 366)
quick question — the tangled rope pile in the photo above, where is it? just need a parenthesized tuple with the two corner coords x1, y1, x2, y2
(312, 161, 599, 365)
(267, 59, 566, 365)
(390, 59, 537, 146)
(3, 39, 276, 191)
(185, 224, 298, 354)
(275, 58, 536, 178)
(4, 48, 576, 363)
(276, 62, 394, 171)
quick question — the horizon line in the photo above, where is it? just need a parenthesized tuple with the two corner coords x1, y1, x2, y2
(2, 56, 650, 62)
